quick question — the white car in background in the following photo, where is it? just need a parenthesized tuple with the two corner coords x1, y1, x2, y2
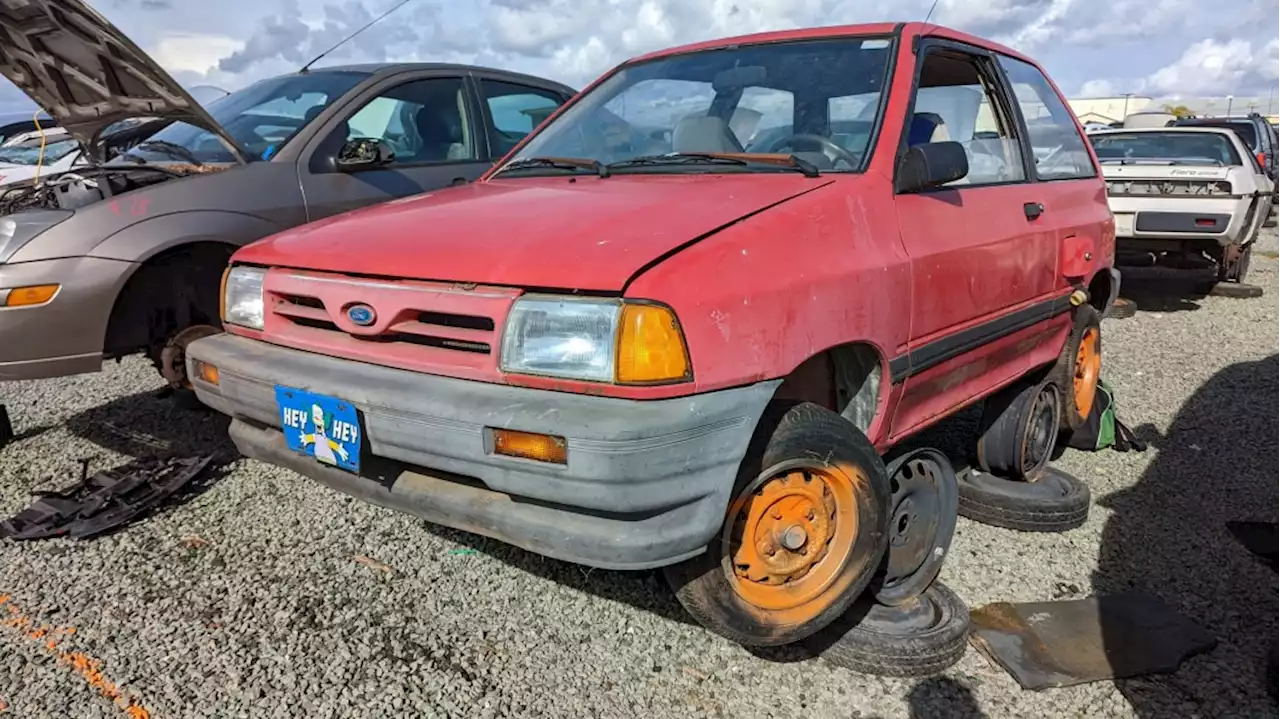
(0, 132, 83, 188)
(1089, 126, 1275, 283)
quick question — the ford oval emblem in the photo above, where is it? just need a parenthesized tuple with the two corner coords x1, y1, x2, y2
(346, 304, 376, 327)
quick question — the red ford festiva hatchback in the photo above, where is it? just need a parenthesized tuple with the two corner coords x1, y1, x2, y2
(188, 22, 1118, 647)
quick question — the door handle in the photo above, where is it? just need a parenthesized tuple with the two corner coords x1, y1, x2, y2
(451, 177, 469, 186)
(1023, 202, 1044, 220)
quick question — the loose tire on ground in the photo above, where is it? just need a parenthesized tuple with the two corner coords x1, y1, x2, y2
(1103, 297, 1137, 320)
(1047, 306, 1103, 431)
(803, 581, 970, 677)
(956, 466, 1090, 532)
(663, 402, 891, 647)
(976, 379, 1061, 481)
(871, 448, 958, 607)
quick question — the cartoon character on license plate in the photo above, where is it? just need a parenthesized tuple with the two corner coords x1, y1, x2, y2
(298, 403, 350, 465)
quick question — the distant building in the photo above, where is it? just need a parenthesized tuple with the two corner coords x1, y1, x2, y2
(1068, 96, 1153, 125)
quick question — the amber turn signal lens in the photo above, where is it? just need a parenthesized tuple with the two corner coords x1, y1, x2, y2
(4, 284, 59, 307)
(492, 428, 567, 464)
(616, 303, 690, 384)
(193, 360, 220, 386)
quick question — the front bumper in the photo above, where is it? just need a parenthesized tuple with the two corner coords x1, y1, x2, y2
(0, 256, 135, 381)
(187, 333, 779, 570)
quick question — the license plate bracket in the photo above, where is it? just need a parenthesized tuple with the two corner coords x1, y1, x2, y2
(274, 385, 362, 473)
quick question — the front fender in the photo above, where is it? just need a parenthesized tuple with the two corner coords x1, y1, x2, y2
(87, 210, 285, 263)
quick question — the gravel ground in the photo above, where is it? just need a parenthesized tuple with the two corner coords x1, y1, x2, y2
(1, 230, 1276, 719)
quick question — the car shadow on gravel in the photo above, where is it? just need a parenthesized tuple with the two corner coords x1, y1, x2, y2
(63, 389, 239, 465)
(420, 523, 701, 630)
(57, 390, 241, 518)
(1093, 354, 1279, 716)
(1114, 265, 1219, 314)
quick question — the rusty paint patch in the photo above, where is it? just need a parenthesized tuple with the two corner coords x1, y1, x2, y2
(0, 594, 151, 718)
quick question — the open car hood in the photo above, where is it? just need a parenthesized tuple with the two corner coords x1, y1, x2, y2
(0, 0, 247, 163)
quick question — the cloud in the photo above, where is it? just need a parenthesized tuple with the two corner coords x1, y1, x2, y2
(3, 0, 1278, 117)
(1144, 38, 1279, 96)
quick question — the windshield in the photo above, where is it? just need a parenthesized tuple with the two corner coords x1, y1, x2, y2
(0, 137, 80, 166)
(508, 36, 894, 174)
(1090, 132, 1242, 165)
(1181, 120, 1258, 150)
(113, 70, 367, 165)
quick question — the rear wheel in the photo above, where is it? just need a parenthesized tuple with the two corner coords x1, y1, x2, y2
(1218, 241, 1254, 283)
(1048, 307, 1102, 431)
(664, 402, 891, 647)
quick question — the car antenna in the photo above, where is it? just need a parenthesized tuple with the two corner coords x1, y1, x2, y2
(922, 0, 940, 23)
(299, 0, 415, 73)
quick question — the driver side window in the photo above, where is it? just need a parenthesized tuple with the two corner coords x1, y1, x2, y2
(908, 50, 1027, 187)
(329, 77, 476, 165)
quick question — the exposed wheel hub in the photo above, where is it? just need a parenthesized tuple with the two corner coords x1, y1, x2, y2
(159, 324, 220, 389)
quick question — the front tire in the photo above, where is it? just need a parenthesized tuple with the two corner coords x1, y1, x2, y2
(663, 402, 891, 647)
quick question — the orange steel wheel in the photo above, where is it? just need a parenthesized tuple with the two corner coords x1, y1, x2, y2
(725, 463, 860, 614)
(1073, 327, 1101, 418)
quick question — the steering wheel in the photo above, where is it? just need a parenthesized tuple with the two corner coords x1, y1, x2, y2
(768, 133, 861, 168)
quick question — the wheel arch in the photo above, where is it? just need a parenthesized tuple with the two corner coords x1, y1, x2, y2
(771, 340, 892, 440)
(101, 239, 237, 359)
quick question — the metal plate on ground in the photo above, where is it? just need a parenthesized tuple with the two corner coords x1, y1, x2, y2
(968, 591, 1217, 690)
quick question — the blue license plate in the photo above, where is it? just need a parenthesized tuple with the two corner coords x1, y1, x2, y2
(275, 385, 362, 473)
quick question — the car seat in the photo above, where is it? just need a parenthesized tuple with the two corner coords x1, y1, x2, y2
(414, 107, 469, 162)
(907, 112, 950, 146)
(672, 115, 745, 154)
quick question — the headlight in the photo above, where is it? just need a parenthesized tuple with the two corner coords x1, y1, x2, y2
(500, 296, 691, 385)
(222, 265, 266, 330)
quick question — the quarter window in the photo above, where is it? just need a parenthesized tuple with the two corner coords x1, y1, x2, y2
(906, 50, 1027, 186)
(479, 80, 567, 156)
(997, 56, 1096, 180)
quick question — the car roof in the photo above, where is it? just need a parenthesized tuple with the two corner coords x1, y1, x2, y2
(303, 63, 576, 94)
(627, 22, 1035, 67)
(1090, 127, 1237, 134)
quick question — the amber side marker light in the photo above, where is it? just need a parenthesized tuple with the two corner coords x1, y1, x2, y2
(192, 360, 220, 386)
(4, 284, 59, 307)
(492, 428, 567, 464)
(616, 303, 691, 384)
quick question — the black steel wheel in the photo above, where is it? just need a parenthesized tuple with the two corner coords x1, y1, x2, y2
(871, 448, 958, 606)
(977, 379, 1061, 481)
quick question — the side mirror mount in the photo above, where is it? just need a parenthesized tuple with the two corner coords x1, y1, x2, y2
(336, 138, 395, 172)
(895, 141, 969, 193)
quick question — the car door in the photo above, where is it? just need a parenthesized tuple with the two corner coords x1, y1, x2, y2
(299, 73, 492, 222)
(889, 41, 1058, 438)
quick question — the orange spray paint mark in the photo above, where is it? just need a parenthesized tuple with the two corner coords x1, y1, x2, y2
(0, 595, 151, 719)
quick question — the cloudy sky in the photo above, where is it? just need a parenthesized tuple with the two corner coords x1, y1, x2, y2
(1, 0, 1277, 114)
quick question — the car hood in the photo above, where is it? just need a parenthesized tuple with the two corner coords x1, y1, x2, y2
(0, 0, 246, 162)
(236, 174, 833, 291)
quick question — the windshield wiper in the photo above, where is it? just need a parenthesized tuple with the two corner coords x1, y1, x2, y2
(495, 156, 609, 178)
(607, 152, 820, 178)
(133, 140, 204, 166)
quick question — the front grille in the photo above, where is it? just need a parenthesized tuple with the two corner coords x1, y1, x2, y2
(271, 290, 496, 355)
(1107, 179, 1233, 197)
